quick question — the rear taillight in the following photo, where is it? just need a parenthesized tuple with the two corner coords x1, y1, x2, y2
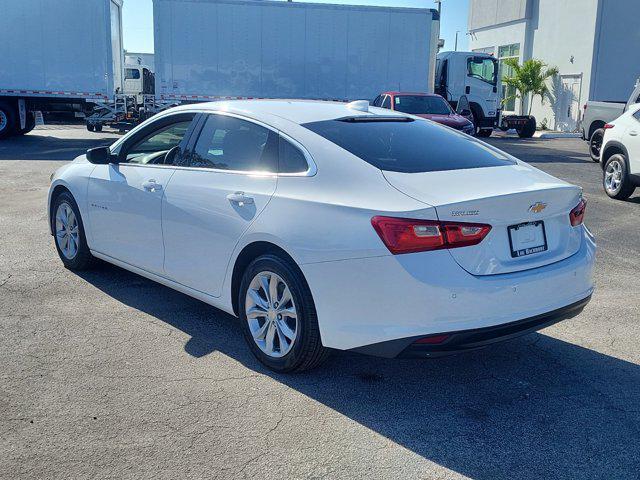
(371, 216, 491, 255)
(570, 198, 587, 226)
(604, 123, 615, 130)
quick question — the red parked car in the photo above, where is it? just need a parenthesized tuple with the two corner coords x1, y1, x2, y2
(372, 92, 475, 135)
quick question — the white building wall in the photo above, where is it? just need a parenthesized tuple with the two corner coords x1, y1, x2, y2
(469, 0, 530, 31)
(527, 0, 600, 130)
(468, 21, 527, 58)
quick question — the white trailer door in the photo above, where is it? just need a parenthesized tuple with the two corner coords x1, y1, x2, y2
(110, 0, 123, 93)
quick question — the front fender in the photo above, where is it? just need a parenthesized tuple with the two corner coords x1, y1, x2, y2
(47, 160, 95, 242)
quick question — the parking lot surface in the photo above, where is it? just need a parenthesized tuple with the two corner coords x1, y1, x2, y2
(1, 127, 639, 479)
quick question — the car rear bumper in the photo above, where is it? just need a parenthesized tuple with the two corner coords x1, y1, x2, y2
(301, 226, 596, 353)
(352, 295, 591, 358)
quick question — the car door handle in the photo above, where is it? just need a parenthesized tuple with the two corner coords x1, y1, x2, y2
(629, 131, 639, 136)
(227, 192, 254, 206)
(142, 180, 163, 192)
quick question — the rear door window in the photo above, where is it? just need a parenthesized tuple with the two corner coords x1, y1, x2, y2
(303, 117, 514, 173)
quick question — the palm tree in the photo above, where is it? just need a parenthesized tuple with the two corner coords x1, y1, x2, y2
(502, 58, 559, 116)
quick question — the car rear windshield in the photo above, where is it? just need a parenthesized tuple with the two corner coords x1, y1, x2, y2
(302, 118, 515, 173)
(393, 95, 452, 115)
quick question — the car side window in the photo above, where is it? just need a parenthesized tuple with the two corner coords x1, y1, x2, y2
(120, 114, 196, 165)
(279, 137, 309, 174)
(381, 95, 391, 109)
(372, 96, 382, 107)
(189, 114, 277, 172)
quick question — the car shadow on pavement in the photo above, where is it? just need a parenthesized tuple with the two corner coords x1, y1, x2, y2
(0, 134, 119, 161)
(76, 262, 640, 480)
(486, 138, 592, 165)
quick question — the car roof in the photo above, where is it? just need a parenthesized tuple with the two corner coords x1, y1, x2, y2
(167, 99, 408, 125)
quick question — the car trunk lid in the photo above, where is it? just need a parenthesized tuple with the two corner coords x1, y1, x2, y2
(383, 164, 584, 275)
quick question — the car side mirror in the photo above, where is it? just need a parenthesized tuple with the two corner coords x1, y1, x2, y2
(86, 146, 116, 164)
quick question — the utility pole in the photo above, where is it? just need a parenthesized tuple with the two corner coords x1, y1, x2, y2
(434, 0, 442, 17)
(455, 30, 459, 51)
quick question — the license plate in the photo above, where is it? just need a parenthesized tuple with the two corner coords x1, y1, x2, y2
(508, 221, 548, 258)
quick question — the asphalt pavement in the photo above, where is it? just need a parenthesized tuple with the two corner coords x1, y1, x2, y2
(0, 127, 638, 479)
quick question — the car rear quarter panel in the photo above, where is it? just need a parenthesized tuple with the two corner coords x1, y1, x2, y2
(244, 142, 438, 266)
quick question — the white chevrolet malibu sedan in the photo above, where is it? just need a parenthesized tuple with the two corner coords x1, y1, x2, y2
(48, 100, 596, 372)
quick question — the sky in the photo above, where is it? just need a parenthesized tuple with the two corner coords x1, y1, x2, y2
(122, 0, 469, 54)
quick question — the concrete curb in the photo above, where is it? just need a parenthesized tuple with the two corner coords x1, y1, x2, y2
(535, 131, 582, 139)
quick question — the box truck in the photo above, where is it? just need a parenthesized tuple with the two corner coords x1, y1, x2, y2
(0, 0, 151, 137)
(153, 0, 440, 104)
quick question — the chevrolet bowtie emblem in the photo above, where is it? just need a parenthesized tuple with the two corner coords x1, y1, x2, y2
(529, 202, 547, 214)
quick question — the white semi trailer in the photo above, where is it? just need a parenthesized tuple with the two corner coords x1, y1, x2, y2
(153, 0, 440, 104)
(0, 0, 127, 138)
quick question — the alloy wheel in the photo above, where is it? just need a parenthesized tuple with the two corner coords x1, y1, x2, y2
(604, 159, 623, 194)
(55, 202, 79, 260)
(245, 271, 298, 358)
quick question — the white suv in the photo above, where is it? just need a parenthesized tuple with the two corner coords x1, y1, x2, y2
(600, 104, 640, 200)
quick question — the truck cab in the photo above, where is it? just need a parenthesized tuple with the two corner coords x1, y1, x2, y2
(123, 65, 155, 104)
(435, 51, 500, 137)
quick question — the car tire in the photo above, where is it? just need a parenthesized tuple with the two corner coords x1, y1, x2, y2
(238, 254, 330, 373)
(86, 124, 95, 132)
(469, 109, 480, 136)
(51, 191, 95, 270)
(477, 129, 493, 138)
(603, 154, 636, 200)
(0, 101, 17, 139)
(517, 116, 536, 138)
(589, 128, 604, 162)
(94, 124, 103, 132)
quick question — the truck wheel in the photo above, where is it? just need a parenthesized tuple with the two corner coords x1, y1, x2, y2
(0, 102, 17, 139)
(16, 112, 36, 136)
(469, 109, 480, 136)
(477, 129, 493, 138)
(517, 116, 536, 138)
(589, 128, 604, 162)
